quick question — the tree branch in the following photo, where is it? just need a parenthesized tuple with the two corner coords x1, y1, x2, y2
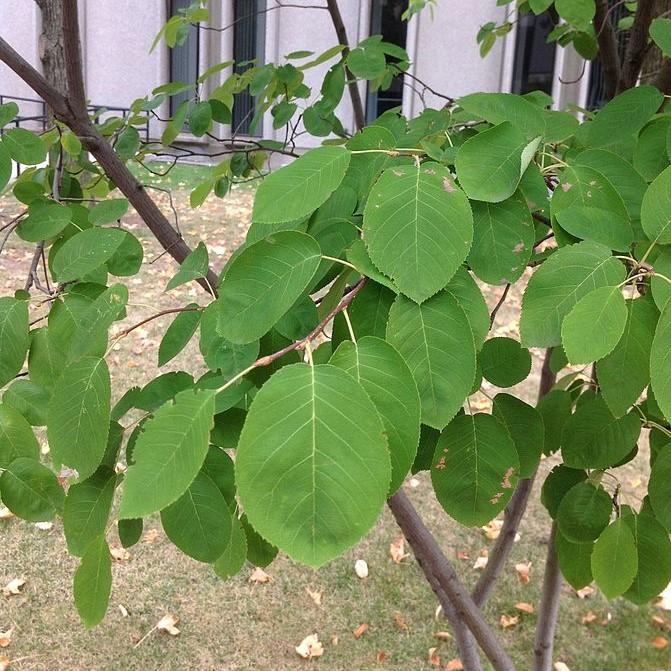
(62, 0, 87, 115)
(325, 0, 366, 131)
(594, 0, 622, 100)
(533, 523, 563, 671)
(387, 491, 515, 671)
(619, 0, 656, 92)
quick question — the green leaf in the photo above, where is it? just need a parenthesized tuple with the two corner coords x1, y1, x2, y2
(623, 512, 671, 604)
(217, 231, 321, 344)
(3, 379, 49, 426)
(0, 297, 29, 387)
(158, 305, 202, 366)
(649, 447, 671, 531)
(555, 0, 595, 28)
(118, 518, 143, 548)
(28, 329, 64, 392)
(115, 126, 141, 160)
(0, 457, 64, 521)
(345, 238, 397, 293)
(634, 118, 671, 181)
(520, 241, 625, 347)
(236, 363, 390, 567)
(106, 231, 143, 276)
(492, 393, 544, 478)
(47, 357, 111, 480)
(0, 142, 11, 192)
(431, 413, 519, 527)
(443, 268, 490, 350)
(650, 18, 671, 57)
(561, 285, 627, 364)
(166, 242, 209, 291)
(541, 464, 587, 518)
(642, 165, 671, 245)
(63, 467, 116, 557)
(161, 468, 232, 562)
(456, 122, 540, 203)
(543, 110, 580, 143)
(468, 193, 534, 285)
(188, 101, 212, 136)
(330, 336, 421, 494)
(362, 162, 473, 303)
(0, 102, 18, 128)
(74, 535, 112, 628)
(650, 300, 671, 423)
(479, 337, 532, 387)
(597, 296, 658, 417)
(253, 146, 351, 224)
(241, 514, 278, 567)
(557, 481, 612, 543)
(538, 389, 573, 455)
(52, 227, 126, 282)
(561, 393, 640, 469)
(17, 200, 72, 242)
(89, 198, 129, 226)
(347, 41, 386, 79)
(0, 403, 39, 467)
(1, 128, 47, 165)
(135, 371, 194, 412)
(119, 389, 215, 518)
(578, 85, 663, 150)
(386, 292, 476, 429)
(457, 92, 545, 139)
(592, 518, 638, 599)
(556, 531, 594, 590)
(551, 166, 633, 251)
(213, 516, 247, 580)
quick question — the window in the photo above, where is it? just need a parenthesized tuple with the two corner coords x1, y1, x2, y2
(511, 9, 557, 95)
(366, 0, 408, 123)
(233, 0, 266, 136)
(169, 0, 200, 117)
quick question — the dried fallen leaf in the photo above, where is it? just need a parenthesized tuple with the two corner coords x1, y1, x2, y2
(427, 647, 441, 667)
(657, 582, 671, 610)
(456, 550, 470, 561)
(157, 613, 180, 636)
(581, 610, 597, 625)
(2, 579, 25, 597)
(393, 612, 409, 632)
(0, 630, 11, 648)
(109, 545, 130, 562)
(554, 663, 571, 671)
(434, 630, 451, 641)
(575, 586, 594, 600)
(389, 536, 409, 564)
(0, 655, 9, 671)
(295, 633, 324, 659)
(515, 562, 532, 585)
(515, 602, 535, 614)
(354, 559, 369, 579)
(651, 636, 669, 650)
(142, 528, 159, 544)
(651, 615, 667, 629)
(0, 507, 13, 521)
(500, 614, 519, 629)
(353, 623, 369, 639)
(249, 567, 272, 584)
(330, 632, 339, 646)
(34, 521, 53, 531)
(376, 650, 389, 663)
(118, 604, 129, 618)
(482, 519, 503, 540)
(445, 660, 464, 671)
(473, 555, 489, 570)
(305, 587, 322, 606)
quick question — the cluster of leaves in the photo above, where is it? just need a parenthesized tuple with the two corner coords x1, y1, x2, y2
(3, 12, 671, 631)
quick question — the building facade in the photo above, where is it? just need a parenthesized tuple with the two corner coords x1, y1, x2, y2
(0, 1, 596, 150)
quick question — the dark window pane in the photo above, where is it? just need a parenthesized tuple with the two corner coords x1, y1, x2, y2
(511, 10, 557, 96)
(366, 0, 408, 123)
(233, 0, 266, 136)
(169, 0, 200, 116)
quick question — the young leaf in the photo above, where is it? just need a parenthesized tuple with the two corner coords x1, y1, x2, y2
(362, 162, 473, 303)
(216, 231, 321, 344)
(63, 467, 116, 557)
(330, 336, 421, 494)
(52, 227, 126, 282)
(479, 337, 532, 388)
(597, 296, 658, 417)
(74, 535, 112, 628)
(166, 242, 209, 291)
(561, 285, 627, 364)
(456, 122, 540, 203)
(47, 357, 111, 480)
(158, 305, 202, 366)
(160, 469, 232, 562)
(0, 297, 29, 387)
(235, 363, 391, 567)
(591, 518, 638, 599)
(0, 457, 64, 521)
(0, 403, 39, 467)
(557, 481, 612, 543)
(386, 292, 476, 429)
(468, 193, 534, 285)
(119, 389, 216, 518)
(431, 413, 519, 527)
(253, 146, 351, 224)
(520, 240, 625, 347)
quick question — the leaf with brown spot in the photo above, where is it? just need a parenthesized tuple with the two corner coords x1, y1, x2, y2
(353, 623, 369, 639)
(295, 633, 324, 659)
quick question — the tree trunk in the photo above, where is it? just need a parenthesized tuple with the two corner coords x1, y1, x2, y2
(35, 0, 68, 97)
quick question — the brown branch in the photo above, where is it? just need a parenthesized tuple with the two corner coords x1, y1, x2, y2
(325, 0, 366, 131)
(619, 0, 656, 93)
(532, 523, 563, 671)
(0, 13, 219, 295)
(655, 59, 671, 95)
(114, 306, 202, 340)
(62, 0, 87, 116)
(489, 284, 511, 328)
(594, 0, 621, 101)
(387, 491, 515, 671)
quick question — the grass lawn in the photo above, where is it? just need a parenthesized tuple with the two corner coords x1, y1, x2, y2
(0, 167, 669, 671)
